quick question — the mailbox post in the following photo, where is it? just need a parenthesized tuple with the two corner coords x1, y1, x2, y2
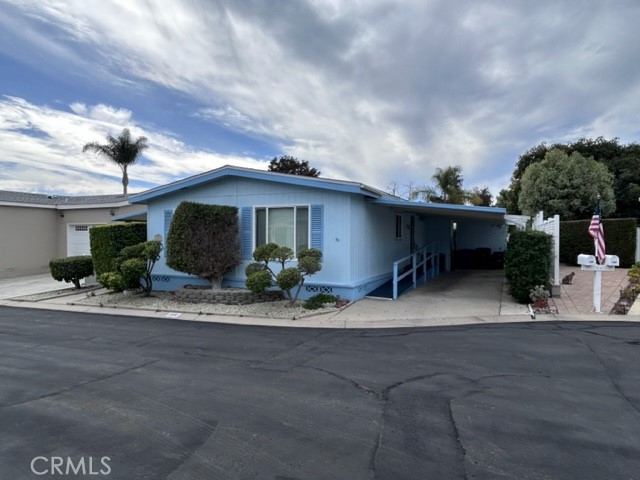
(577, 254, 619, 312)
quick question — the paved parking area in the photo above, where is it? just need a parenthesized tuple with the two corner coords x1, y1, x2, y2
(1, 306, 640, 479)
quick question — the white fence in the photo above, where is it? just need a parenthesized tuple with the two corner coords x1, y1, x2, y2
(533, 211, 560, 289)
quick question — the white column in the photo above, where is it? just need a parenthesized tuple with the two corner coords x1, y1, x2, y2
(593, 270, 602, 313)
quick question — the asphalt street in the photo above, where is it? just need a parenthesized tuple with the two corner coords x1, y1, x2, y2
(1, 306, 640, 479)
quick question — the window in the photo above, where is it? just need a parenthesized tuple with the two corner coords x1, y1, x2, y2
(395, 214, 403, 239)
(74, 225, 89, 232)
(255, 206, 309, 255)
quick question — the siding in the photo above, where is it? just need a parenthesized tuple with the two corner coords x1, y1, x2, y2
(144, 177, 352, 286)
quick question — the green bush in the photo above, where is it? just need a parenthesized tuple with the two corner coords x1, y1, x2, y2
(303, 293, 338, 310)
(276, 268, 303, 291)
(89, 223, 146, 276)
(560, 218, 637, 267)
(166, 201, 240, 288)
(49, 255, 94, 289)
(245, 244, 323, 304)
(245, 269, 272, 293)
(98, 240, 163, 295)
(97, 271, 126, 292)
(505, 230, 553, 303)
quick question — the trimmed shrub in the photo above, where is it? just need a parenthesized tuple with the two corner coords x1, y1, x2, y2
(505, 230, 553, 303)
(49, 255, 94, 289)
(98, 240, 163, 295)
(303, 293, 338, 310)
(97, 271, 127, 292)
(166, 202, 240, 288)
(560, 218, 637, 267)
(245, 244, 323, 304)
(89, 223, 146, 277)
(245, 269, 272, 293)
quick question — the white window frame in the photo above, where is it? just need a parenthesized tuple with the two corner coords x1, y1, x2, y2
(253, 205, 311, 257)
(395, 213, 404, 240)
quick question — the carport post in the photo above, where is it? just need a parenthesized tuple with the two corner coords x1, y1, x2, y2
(412, 254, 417, 289)
(393, 263, 398, 300)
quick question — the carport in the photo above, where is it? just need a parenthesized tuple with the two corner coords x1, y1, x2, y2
(368, 198, 507, 299)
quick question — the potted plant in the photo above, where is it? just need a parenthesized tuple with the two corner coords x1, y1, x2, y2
(529, 285, 550, 310)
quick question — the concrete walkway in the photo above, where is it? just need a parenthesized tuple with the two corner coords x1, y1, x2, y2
(0, 270, 638, 328)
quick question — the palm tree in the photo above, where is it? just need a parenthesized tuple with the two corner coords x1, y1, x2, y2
(83, 128, 149, 196)
(432, 165, 465, 204)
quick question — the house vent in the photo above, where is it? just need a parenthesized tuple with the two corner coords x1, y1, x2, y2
(305, 285, 333, 294)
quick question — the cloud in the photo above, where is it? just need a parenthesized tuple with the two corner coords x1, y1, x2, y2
(2, 0, 640, 198)
(0, 96, 268, 195)
(70, 103, 132, 124)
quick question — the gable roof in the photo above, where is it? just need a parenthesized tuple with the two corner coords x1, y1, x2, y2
(129, 165, 385, 203)
(0, 190, 129, 209)
(127, 164, 505, 221)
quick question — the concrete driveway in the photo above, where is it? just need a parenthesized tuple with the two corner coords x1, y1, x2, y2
(1, 306, 640, 479)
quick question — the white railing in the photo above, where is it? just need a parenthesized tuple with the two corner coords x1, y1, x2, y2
(392, 242, 439, 300)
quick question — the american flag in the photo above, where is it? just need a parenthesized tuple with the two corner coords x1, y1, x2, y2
(588, 204, 605, 264)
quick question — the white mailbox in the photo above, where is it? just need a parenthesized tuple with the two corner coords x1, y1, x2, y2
(605, 255, 620, 266)
(577, 254, 596, 266)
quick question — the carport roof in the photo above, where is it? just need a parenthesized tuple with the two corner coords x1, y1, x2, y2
(372, 195, 506, 220)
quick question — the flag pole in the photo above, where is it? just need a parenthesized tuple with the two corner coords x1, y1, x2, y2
(592, 194, 602, 312)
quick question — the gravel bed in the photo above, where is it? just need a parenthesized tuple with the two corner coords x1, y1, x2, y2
(70, 291, 339, 319)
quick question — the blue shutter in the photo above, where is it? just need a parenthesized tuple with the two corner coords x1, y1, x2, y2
(310, 204, 324, 252)
(163, 209, 172, 258)
(240, 207, 253, 260)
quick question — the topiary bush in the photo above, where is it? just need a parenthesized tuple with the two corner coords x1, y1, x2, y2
(245, 244, 322, 304)
(89, 222, 146, 277)
(98, 240, 163, 295)
(166, 201, 240, 288)
(560, 218, 637, 267)
(303, 293, 338, 310)
(505, 230, 553, 303)
(49, 255, 94, 289)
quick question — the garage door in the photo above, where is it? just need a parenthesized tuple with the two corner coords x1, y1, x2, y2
(67, 225, 92, 256)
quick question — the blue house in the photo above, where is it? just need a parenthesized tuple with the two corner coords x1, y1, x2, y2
(130, 166, 507, 300)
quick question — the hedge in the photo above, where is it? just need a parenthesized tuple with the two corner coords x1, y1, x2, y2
(560, 218, 637, 267)
(89, 222, 146, 276)
(505, 230, 552, 303)
(166, 202, 240, 288)
(49, 255, 94, 289)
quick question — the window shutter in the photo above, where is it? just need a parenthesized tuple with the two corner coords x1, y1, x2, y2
(240, 207, 253, 260)
(163, 209, 172, 258)
(310, 204, 324, 252)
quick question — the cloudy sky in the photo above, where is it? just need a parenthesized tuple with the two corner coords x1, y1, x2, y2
(1, 0, 639, 199)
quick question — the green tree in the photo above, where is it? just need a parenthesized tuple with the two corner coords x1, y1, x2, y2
(468, 187, 493, 206)
(409, 165, 469, 204)
(518, 148, 615, 219)
(268, 156, 320, 177)
(432, 166, 465, 204)
(83, 128, 149, 196)
(166, 202, 240, 289)
(500, 137, 640, 217)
